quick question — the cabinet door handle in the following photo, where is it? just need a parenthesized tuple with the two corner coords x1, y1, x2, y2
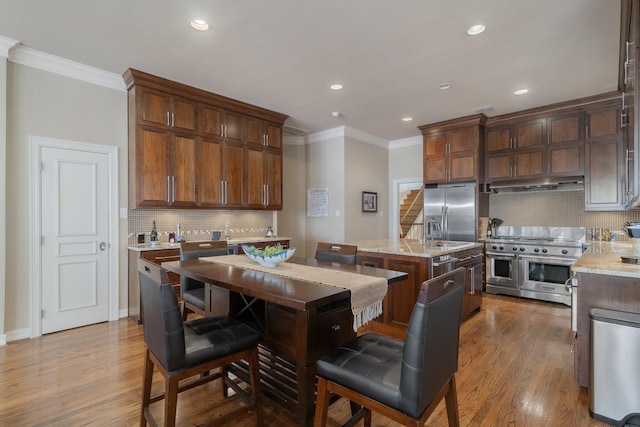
(266, 134, 269, 146)
(220, 181, 224, 204)
(171, 112, 175, 128)
(166, 176, 171, 202)
(225, 181, 228, 204)
(171, 176, 176, 202)
(166, 111, 170, 127)
(220, 124, 225, 137)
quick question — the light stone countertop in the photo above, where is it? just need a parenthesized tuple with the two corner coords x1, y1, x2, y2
(348, 238, 482, 258)
(572, 240, 640, 278)
(127, 236, 291, 252)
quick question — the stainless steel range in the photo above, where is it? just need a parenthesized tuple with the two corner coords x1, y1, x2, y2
(485, 226, 586, 306)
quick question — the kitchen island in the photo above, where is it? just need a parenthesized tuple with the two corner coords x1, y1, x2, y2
(571, 240, 640, 388)
(348, 238, 484, 326)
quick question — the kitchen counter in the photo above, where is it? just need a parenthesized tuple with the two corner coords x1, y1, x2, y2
(347, 238, 482, 258)
(128, 236, 291, 252)
(572, 240, 640, 278)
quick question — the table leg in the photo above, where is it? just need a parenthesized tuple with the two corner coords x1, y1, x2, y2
(296, 362, 317, 427)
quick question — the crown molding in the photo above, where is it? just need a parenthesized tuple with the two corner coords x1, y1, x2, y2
(8, 45, 126, 92)
(389, 135, 422, 149)
(306, 125, 391, 148)
(0, 35, 19, 58)
(283, 135, 306, 146)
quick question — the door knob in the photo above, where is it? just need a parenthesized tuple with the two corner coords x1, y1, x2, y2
(99, 242, 107, 251)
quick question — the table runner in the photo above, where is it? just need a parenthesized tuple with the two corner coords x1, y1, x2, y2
(201, 255, 387, 331)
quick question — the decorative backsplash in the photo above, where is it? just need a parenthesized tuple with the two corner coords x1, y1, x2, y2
(127, 209, 275, 245)
(488, 191, 640, 234)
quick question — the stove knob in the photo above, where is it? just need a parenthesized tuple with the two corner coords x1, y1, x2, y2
(499, 246, 504, 251)
(542, 248, 548, 254)
(562, 249, 568, 255)
(519, 247, 525, 251)
(512, 247, 518, 251)
(492, 245, 498, 250)
(534, 248, 540, 253)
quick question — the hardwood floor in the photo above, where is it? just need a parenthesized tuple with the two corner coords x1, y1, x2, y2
(0, 294, 609, 426)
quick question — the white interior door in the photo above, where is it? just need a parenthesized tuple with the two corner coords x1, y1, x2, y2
(40, 146, 110, 334)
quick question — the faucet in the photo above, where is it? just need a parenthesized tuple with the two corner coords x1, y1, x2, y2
(223, 221, 231, 240)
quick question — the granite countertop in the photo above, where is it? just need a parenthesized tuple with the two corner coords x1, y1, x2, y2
(572, 240, 640, 278)
(128, 236, 291, 252)
(348, 238, 482, 258)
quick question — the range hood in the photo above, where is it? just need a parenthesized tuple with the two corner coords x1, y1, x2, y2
(487, 176, 585, 193)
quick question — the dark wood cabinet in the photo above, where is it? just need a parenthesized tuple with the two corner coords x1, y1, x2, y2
(356, 246, 483, 326)
(133, 126, 198, 208)
(419, 115, 486, 185)
(246, 145, 283, 210)
(124, 68, 287, 210)
(455, 247, 483, 317)
(495, 111, 587, 179)
(585, 105, 626, 210)
(197, 137, 245, 208)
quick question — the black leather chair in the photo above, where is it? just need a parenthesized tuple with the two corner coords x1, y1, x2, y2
(180, 240, 228, 319)
(314, 267, 466, 427)
(315, 242, 357, 265)
(137, 258, 262, 427)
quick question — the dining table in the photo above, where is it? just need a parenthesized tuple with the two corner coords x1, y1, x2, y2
(162, 255, 408, 426)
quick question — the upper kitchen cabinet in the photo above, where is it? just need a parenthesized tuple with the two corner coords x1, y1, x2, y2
(419, 114, 487, 185)
(246, 146, 282, 210)
(123, 68, 288, 209)
(138, 87, 196, 132)
(132, 126, 198, 208)
(246, 117, 282, 149)
(585, 104, 626, 210)
(486, 116, 584, 180)
(198, 104, 244, 145)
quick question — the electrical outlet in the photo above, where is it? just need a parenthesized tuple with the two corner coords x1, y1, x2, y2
(119, 208, 128, 219)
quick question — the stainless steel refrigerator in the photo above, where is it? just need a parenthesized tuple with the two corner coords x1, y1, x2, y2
(423, 183, 478, 242)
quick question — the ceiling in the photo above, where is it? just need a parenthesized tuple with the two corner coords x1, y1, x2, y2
(0, 0, 622, 141)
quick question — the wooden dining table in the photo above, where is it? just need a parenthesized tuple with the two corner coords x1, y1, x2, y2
(162, 256, 408, 427)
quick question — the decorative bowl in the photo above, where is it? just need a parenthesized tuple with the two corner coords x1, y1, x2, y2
(242, 245, 296, 267)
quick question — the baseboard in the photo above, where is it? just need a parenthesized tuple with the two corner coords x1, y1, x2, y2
(0, 333, 6, 346)
(119, 308, 128, 319)
(6, 328, 31, 343)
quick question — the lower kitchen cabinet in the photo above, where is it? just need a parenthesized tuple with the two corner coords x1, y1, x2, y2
(128, 248, 181, 324)
(357, 252, 429, 327)
(356, 246, 483, 327)
(455, 247, 483, 316)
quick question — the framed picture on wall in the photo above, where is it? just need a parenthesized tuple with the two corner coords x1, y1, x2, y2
(362, 191, 377, 212)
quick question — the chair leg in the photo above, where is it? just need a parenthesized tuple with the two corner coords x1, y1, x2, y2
(313, 377, 331, 427)
(140, 349, 154, 427)
(164, 376, 179, 427)
(444, 376, 460, 427)
(248, 348, 264, 427)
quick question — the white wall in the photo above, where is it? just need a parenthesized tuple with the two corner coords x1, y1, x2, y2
(5, 63, 127, 335)
(388, 138, 423, 237)
(280, 138, 307, 254)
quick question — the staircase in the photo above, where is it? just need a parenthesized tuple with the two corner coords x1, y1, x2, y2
(399, 188, 423, 238)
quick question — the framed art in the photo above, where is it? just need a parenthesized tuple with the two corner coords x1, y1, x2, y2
(362, 191, 377, 212)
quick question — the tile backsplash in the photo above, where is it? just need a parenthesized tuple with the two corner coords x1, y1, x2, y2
(128, 209, 275, 245)
(488, 191, 640, 233)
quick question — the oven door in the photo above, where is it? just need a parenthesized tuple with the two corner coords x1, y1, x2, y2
(519, 255, 574, 305)
(486, 252, 518, 288)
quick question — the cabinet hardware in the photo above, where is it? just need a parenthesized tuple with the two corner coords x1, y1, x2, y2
(171, 176, 176, 202)
(166, 176, 171, 202)
(166, 111, 170, 127)
(171, 112, 175, 128)
(626, 148, 634, 195)
(266, 134, 269, 146)
(586, 125, 589, 138)
(621, 111, 628, 128)
(220, 181, 224, 204)
(224, 181, 228, 204)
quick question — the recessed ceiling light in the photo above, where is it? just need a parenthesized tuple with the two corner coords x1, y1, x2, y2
(439, 83, 452, 90)
(331, 111, 341, 117)
(467, 24, 486, 36)
(330, 84, 343, 91)
(514, 89, 529, 95)
(190, 19, 210, 31)
(402, 117, 413, 122)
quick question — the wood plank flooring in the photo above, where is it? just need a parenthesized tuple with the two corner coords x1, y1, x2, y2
(0, 294, 609, 426)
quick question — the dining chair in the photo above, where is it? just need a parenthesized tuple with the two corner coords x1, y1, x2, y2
(180, 240, 228, 319)
(137, 258, 262, 427)
(314, 242, 358, 265)
(313, 267, 466, 427)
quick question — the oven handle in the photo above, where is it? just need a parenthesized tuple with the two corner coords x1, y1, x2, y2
(564, 277, 572, 293)
(486, 252, 517, 259)
(518, 254, 577, 266)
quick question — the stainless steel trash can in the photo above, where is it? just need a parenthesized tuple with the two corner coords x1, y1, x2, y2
(590, 308, 640, 427)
